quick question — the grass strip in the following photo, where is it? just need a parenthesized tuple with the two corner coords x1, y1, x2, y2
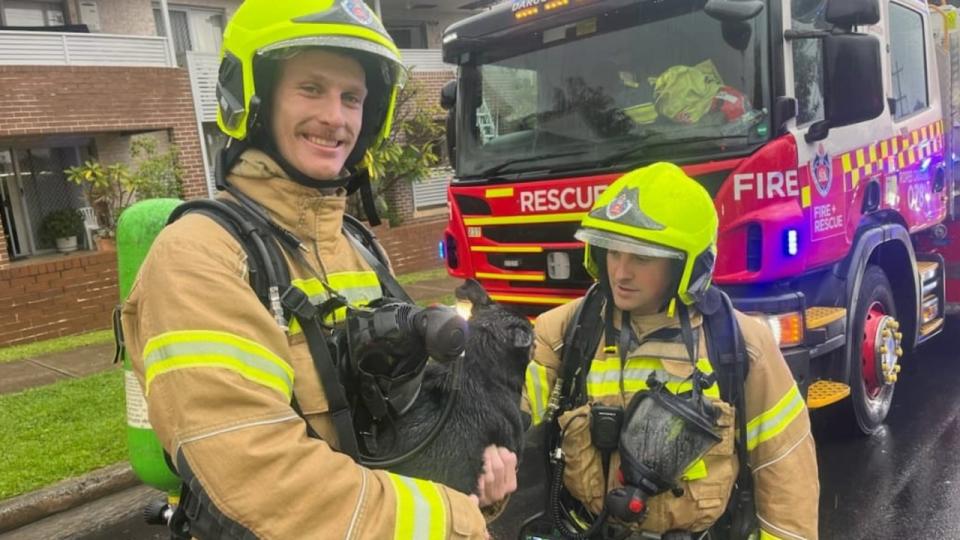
(395, 268, 450, 286)
(0, 329, 114, 365)
(0, 369, 126, 501)
(416, 293, 458, 308)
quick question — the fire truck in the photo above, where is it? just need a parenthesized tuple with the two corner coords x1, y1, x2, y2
(438, 0, 960, 433)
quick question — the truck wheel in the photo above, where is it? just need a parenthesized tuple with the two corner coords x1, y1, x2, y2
(849, 265, 902, 435)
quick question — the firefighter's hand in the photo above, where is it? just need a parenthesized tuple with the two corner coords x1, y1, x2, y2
(476, 445, 518, 507)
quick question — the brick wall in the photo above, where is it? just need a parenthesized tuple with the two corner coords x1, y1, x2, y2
(406, 70, 456, 116)
(381, 70, 455, 224)
(0, 217, 447, 347)
(0, 228, 7, 267)
(0, 65, 208, 197)
(0, 253, 117, 347)
(375, 216, 447, 274)
(94, 0, 156, 36)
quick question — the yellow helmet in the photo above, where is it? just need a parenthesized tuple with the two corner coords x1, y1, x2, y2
(576, 162, 718, 306)
(216, 0, 405, 168)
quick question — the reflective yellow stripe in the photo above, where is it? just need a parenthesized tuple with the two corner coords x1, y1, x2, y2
(759, 529, 786, 540)
(841, 153, 853, 173)
(586, 357, 719, 399)
(476, 271, 546, 282)
(471, 245, 544, 253)
(525, 362, 550, 425)
(489, 293, 571, 305)
(485, 187, 514, 198)
(463, 212, 586, 226)
(682, 459, 708, 481)
(143, 330, 294, 400)
(292, 272, 381, 305)
(387, 473, 447, 540)
(289, 272, 382, 334)
(746, 384, 805, 451)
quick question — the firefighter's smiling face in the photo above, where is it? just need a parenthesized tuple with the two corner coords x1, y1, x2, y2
(606, 249, 674, 315)
(271, 49, 367, 180)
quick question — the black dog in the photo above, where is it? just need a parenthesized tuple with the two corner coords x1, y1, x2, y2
(372, 279, 533, 494)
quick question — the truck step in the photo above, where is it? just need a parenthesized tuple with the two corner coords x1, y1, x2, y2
(917, 261, 939, 284)
(920, 317, 945, 337)
(806, 380, 851, 409)
(805, 307, 846, 330)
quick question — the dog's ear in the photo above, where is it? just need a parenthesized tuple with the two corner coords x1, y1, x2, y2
(455, 279, 493, 308)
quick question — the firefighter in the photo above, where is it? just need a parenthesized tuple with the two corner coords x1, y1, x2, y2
(120, 0, 514, 537)
(524, 163, 819, 539)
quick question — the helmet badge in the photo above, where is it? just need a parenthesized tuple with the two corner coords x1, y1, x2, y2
(606, 191, 633, 220)
(591, 187, 665, 230)
(341, 0, 373, 25)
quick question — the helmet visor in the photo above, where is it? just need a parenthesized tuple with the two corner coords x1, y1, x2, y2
(258, 36, 407, 87)
(575, 228, 684, 260)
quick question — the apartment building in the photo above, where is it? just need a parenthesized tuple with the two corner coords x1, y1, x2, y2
(0, 0, 482, 345)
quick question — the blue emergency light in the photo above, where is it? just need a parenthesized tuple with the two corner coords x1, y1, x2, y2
(785, 229, 799, 257)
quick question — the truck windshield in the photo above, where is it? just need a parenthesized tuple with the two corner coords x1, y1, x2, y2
(455, 0, 770, 179)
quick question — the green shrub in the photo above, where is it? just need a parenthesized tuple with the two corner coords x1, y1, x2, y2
(38, 208, 83, 245)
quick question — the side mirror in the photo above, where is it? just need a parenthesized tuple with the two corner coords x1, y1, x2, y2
(721, 20, 753, 51)
(807, 33, 884, 142)
(440, 79, 458, 164)
(825, 0, 880, 28)
(440, 79, 457, 111)
(445, 110, 456, 165)
(705, 0, 764, 22)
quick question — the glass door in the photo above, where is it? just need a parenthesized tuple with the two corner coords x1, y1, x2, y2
(0, 149, 29, 258)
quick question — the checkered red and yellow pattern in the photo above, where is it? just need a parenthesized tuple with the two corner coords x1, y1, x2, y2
(840, 120, 944, 189)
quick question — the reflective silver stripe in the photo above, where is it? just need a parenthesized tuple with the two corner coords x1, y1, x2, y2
(746, 384, 805, 451)
(144, 341, 294, 394)
(399, 476, 431, 540)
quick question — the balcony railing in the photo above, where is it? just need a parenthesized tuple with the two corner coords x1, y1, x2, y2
(184, 48, 454, 124)
(0, 30, 173, 67)
(402, 49, 453, 73)
(181, 51, 221, 123)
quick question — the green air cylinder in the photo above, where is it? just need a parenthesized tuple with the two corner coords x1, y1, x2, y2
(117, 198, 184, 493)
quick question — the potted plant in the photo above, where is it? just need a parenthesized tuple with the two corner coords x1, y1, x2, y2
(39, 208, 84, 253)
(65, 139, 183, 240)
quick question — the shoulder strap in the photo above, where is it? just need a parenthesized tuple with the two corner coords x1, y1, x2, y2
(168, 198, 361, 459)
(700, 287, 757, 540)
(557, 283, 607, 414)
(341, 214, 412, 303)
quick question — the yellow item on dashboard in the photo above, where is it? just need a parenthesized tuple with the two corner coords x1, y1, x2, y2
(622, 102, 658, 125)
(648, 59, 723, 124)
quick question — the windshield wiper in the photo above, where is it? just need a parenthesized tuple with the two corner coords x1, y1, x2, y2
(600, 134, 755, 167)
(474, 151, 588, 178)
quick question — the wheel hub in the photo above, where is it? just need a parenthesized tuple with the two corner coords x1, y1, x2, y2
(861, 303, 903, 397)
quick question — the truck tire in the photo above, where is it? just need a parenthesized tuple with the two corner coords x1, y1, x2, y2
(849, 265, 898, 435)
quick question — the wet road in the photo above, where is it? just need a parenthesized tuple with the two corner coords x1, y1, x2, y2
(64, 318, 960, 540)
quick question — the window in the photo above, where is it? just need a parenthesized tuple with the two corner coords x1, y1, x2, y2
(153, 5, 224, 55)
(2, 0, 65, 27)
(889, 4, 928, 119)
(385, 24, 427, 49)
(791, 0, 829, 125)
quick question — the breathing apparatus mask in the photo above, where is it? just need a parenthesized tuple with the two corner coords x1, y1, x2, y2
(605, 371, 722, 523)
(329, 298, 467, 423)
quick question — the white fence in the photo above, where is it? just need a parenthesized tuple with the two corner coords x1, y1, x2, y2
(413, 167, 452, 210)
(402, 49, 454, 73)
(183, 51, 221, 123)
(0, 31, 173, 67)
